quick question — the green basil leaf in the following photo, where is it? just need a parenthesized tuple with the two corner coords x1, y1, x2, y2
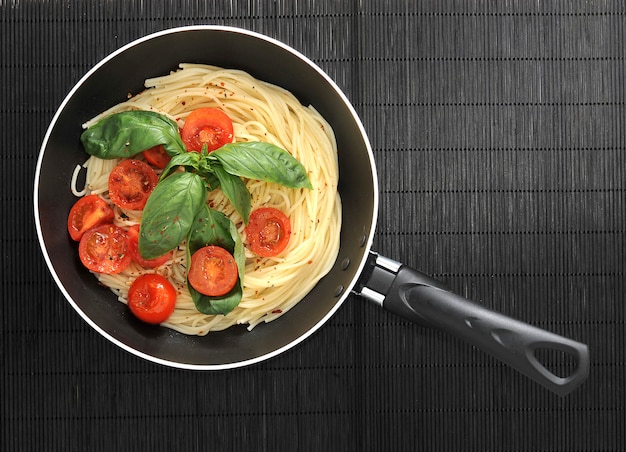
(187, 205, 235, 252)
(138, 172, 206, 260)
(160, 152, 201, 181)
(212, 165, 251, 224)
(196, 149, 221, 191)
(203, 172, 221, 192)
(80, 110, 186, 159)
(186, 205, 245, 316)
(190, 287, 242, 316)
(230, 218, 246, 288)
(209, 142, 313, 189)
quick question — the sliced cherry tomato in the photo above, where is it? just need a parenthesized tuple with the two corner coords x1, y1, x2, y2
(181, 108, 234, 153)
(127, 224, 172, 268)
(127, 274, 176, 324)
(245, 207, 291, 257)
(67, 194, 115, 241)
(78, 224, 131, 274)
(142, 144, 171, 169)
(188, 245, 239, 297)
(108, 159, 158, 210)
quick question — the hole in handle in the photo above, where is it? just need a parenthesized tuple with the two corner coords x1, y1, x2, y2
(533, 347, 579, 379)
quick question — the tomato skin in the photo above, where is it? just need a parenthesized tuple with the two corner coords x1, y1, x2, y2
(245, 207, 291, 257)
(78, 224, 131, 274)
(142, 145, 171, 169)
(181, 108, 234, 153)
(67, 194, 115, 241)
(127, 224, 172, 268)
(188, 246, 239, 297)
(108, 159, 158, 210)
(128, 274, 176, 324)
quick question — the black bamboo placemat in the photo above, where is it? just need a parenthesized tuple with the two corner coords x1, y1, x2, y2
(2, 0, 624, 450)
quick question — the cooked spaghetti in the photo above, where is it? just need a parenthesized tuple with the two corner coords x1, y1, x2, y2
(72, 63, 341, 334)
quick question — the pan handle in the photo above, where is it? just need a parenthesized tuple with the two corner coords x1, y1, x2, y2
(356, 252, 590, 396)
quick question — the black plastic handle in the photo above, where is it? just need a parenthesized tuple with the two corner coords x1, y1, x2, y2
(357, 253, 590, 396)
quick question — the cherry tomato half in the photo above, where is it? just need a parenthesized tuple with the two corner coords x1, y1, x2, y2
(181, 108, 234, 153)
(245, 207, 292, 257)
(188, 245, 239, 297)
(128, 274, 176, 324)
(67, 194, 115, 241)
(127, 224, 172, 268)
(108, 159, 158, 210)
(78, 224, 131, 274)
(142, 144, 171, 169)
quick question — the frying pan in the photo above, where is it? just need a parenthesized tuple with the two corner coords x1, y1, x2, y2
(34, 25, 589, 396)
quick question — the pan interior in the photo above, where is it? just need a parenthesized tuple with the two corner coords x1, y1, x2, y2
(35, 26, 378, 368)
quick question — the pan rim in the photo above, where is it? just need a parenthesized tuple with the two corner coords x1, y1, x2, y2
(33, 24, 379, 369)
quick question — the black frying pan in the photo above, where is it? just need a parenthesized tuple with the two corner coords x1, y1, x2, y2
(34, 26, 589, 396)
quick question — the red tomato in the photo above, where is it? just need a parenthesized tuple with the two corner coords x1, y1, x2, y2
(181, 108, 234, 152)
(108, 159, 158, 210)
(127, 274, 176, 324)
(127, 224, 172, 268)
(67, 194, 115, 241)
(245, 207, 291, 257)
(188, 246, 239, 297)
(142, 144, 171, 169)
(78, 224, 131, 274)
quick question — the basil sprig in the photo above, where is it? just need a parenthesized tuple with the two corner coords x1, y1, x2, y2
(81, 109, 312, 316)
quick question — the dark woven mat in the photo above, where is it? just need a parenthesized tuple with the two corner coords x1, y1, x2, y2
(2, 0, 624, 450)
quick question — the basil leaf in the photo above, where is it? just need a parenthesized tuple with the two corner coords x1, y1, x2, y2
(139, 172, 206, 260)
(160, 152, 201, 181)
(186, 205, 245, 315)
(203, 172, 221, 192)
(196, 148, 221, 191)
(81, 110, 186, 159)
(187, 205, 235, 252)
(212, 165, 251, 224)
(190, 287, 242, 316)
(209, 142, 313, 189)
(230, 219, 246, 286)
